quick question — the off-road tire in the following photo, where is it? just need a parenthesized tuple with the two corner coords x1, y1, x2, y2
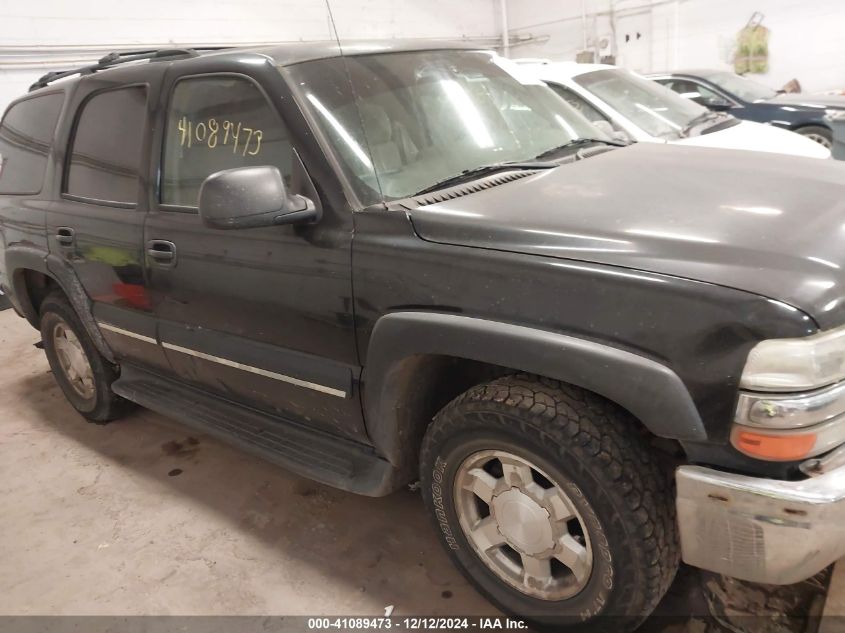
(40, 290, 131, 423)
(420, 374, 679, 632)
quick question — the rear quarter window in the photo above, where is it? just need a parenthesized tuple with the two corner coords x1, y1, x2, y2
(0, 92, 65, 195)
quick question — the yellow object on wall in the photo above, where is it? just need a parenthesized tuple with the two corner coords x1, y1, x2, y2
(735, 22, 770, 75)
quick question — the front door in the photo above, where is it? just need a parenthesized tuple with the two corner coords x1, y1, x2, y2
(144, 67, 366, 442)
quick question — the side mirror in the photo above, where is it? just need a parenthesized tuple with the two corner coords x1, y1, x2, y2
(592, 120, 615, 137)
(592, 120, 631, 144)
(198, 165, 319, 230)
(703, 97, 733, 112)
(610, 130, 632, 144)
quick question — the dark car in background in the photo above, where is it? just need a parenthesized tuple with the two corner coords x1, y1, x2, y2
(650, 69, 845, 149)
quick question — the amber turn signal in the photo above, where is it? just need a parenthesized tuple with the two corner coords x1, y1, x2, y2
(734, 430, 817, 461)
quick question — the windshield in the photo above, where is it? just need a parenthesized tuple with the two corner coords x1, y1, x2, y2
(286, 50, 606, 204)
(573, 68, 708, 140)
(701, 71, 777, 102)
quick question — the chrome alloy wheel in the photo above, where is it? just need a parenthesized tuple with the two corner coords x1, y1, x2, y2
(804, 132, 833, 149)
(52, 320, 95, 399)
(454, 450, 593, 600)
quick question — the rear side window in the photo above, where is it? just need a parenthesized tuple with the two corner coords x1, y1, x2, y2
(0, 92, 64, 195)
(161, 76, 293, 208)
(65, 86, 147, 206)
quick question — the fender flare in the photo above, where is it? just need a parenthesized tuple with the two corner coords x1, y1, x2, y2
(5, 246, 115, 363)
(363, 312, 706, 466)
(5, 245, 49, 327)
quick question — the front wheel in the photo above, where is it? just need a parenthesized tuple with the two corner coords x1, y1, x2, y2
(420, 375, 679, 632)
(797, 125, 833, 150)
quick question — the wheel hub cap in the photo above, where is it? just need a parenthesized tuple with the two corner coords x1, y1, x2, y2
(491, 488, 553, 555)
(454, 449, 594, 600)
(52, 321, 95, 399)
(805, 133, 832, 150)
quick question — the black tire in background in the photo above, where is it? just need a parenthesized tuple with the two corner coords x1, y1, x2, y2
(39, 290, 131, 423)
(796, 125, 833, 149)
(420, 374, 679, 633)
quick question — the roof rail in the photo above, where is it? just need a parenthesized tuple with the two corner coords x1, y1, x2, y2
(28, 47, 232, 92)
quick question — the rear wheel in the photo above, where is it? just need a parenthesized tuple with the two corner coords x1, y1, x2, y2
(420, 375, 679, 632)
(40, 290, 130, 423)
(796, 125, 833, 149)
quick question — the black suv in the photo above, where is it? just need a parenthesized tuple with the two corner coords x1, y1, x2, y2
(2, 43, 845, 630)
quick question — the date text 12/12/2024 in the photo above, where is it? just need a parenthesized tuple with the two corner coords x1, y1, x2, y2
(307, 617, 528, 630)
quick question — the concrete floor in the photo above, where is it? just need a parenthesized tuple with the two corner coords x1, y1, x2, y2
(0, 306, 837, 627)
(0, 309, 493, 616)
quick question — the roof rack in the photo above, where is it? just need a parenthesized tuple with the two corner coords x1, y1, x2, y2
(28, 47, 232, 92)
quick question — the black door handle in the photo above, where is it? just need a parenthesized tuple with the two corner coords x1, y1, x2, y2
(56, 227, 75, 247)
(146, 240, 176, 265)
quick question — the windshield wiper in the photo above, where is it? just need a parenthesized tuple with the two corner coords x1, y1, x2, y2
(533, 137, 626, 161)
(681, 111, 724, 136)
(412, 161, 556, 197)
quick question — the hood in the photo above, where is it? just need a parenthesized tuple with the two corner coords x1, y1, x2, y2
(766, 93, 845, 109)
(408, 143, 845, 328)
(675, 119, 831, 159)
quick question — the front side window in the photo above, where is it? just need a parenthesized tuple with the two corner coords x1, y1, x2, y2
(667, 79, 713, 99)
(700, 71, 777, 103)
(287, 50, 604, 204)
(66, 86, 147, 205)
(0, 92, 64, 195)
(661, 79, 727, 108)
(575, 69, 707, 140)
(161, 76, 293, 208)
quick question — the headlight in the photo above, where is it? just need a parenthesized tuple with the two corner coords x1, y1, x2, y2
(740, 325, 845, 391)
(733, 382, 845, 460)
(736, 381, 845, 428)
(826, 109, 845, 119)
(735, 325, 845, 461)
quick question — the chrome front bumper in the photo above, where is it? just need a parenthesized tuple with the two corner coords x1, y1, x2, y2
(676, 459, 845, 584)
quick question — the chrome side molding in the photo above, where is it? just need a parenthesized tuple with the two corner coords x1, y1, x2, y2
(97, 321, 346, 398)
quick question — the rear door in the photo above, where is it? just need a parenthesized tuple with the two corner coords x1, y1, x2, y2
(143, 59, 366, 442)
(45, 65, 170, 372)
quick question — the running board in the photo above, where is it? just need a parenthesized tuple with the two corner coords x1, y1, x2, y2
(112, 365, 400, 496)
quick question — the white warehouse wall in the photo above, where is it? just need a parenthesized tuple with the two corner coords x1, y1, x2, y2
(506, 0, 845, 93)
(502, 0, 609, 62)
(5, 1, 843, 112)
(0, 0, 501, 111)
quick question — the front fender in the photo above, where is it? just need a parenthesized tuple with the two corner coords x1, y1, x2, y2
(363, 312, 706, 466)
